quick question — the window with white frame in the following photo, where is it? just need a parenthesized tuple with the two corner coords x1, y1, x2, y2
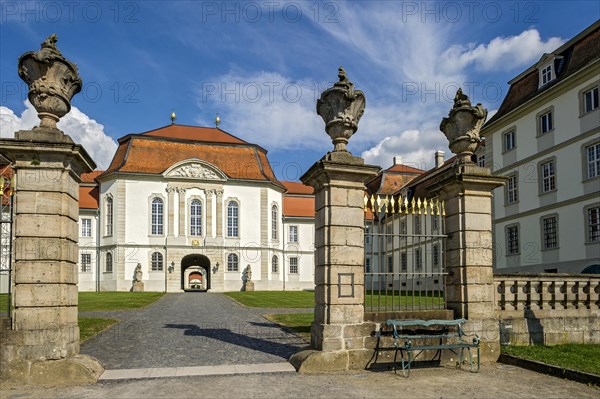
(415, 248, 422, 270)
(387, 255, 393, 273)
(542, 216, 558, 250)
(190, 199, 202, 236)
(414, 217, 422, 234)
(289, 225, 298, 243)
(401, 252, 407, 271)
(271, 205, 278, 240)
(151, 252, 163, 271)
(506, 175, 518, 204)
(503, 130, 516, 151)
(272, 255, 278, 273)
(586, 143, 600, 179)
(433, 245, 440, 269)
(105, 252, 113, 272)
(588, 207, 600, 243)
(106, 196, 113, 236)
(432, 214, 439, 231)
(584, 86, 599, 113)
(81, 218, 92, 237)
(365, 257, 371, 273)
(540, 64, 552, 86)
(81, 253, 91, 272)
(227, 201, 239, 237)
(400, 220, 407, 234)
(289, 257, 298, 274)
(365, 225, 371, 244)
(541, 161, 556, 193)
(539, 111, 553, 134)
(227, 253, 239, 272)
(507, 225, 519, 255)
(151, 197, 164, 235)
(386, 225, 392, 244)
(477, 154, 485, 167)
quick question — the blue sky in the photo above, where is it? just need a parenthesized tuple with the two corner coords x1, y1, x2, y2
(1, 1, 598, 179)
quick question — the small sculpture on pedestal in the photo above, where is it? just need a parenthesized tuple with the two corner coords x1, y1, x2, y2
(243, 264, 254, 291)
(132, 263, 144, 292)
(439, 88, 487, 164)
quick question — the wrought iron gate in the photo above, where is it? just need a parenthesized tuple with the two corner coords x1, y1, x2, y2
(0, 168, 15, 324)
(364, 194, 447, 312)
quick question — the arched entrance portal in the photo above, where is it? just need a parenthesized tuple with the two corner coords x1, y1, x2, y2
(181, 254, 211, 291)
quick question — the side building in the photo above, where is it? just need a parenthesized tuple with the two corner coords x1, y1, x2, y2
(77, 123, 315, 292)
(481, 21, 600, 273)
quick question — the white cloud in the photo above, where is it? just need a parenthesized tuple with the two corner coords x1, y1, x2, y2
(0, 101, 116, 170)
(442, 29, 565, 72)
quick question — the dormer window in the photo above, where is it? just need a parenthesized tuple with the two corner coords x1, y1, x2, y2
(540, 64, 553, 86)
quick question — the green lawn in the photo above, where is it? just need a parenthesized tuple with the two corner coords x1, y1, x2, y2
(502, 344, 600, 376)
(79, 317, 119, 342)
(265, 313, 313, 340)
(225, 290, 314, 308)
(78, 292, 165, 312)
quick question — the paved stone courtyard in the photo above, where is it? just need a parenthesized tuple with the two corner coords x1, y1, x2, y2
(81, 293, 308, 369)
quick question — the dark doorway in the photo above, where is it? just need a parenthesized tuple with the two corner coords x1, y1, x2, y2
(181, 254, 211, 291)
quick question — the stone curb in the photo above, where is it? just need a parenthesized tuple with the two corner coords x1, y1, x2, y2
(498, 353, 600, 386)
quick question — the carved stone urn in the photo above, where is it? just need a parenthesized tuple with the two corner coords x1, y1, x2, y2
(316, 67, 365, 153)
(18, 34, 82, 130)
(439, 88, 487, 163)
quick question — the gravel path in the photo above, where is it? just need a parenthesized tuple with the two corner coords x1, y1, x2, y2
(80, 293, 307, 369)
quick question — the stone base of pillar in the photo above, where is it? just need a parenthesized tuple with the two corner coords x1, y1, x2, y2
(0, 355, 104, 387)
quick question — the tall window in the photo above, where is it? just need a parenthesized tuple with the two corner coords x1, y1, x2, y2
(584, 87, 599, 113)
(542, 216, 558, 249)
(365, 225, 371, 244)
(227, 201, 239, 237)
(507, 175, 518, 204)
(586, 143, 600, 179)
(539, 111, 553, 134)
(415, 248, 422, 270)
(190, 200, 202, 236)
(289, 225, 298, 243)
(540, 64, 552, 85)
(105, 252, 113, 272)
(81, 253, 91, 272)
(151, 197, 164, 235)
(432, 214, 439, 231)
(272, 255, 278, 273)
(507, 226, 519, 255)
(271, 205, 278, 240)
(365, 257, 371, 273)
(541, 161, 556, 192)
(414, 217, 422, 234)
(477, 154, 485, 167)
(433, 245, 440, 269)
(503, 130, 516, 151)
(227, 253, 239, 272)
(588, 207, 600, 242)
(401, 252, 407, 271)
(151, 252, 163, 271)
(81, 218, 92, 237)
(106, 196, 113, 236)
(386, 225, 392, 244)
(387, 255, 393, 273)
(289, 257, 298, 274)
(400, 220, 407, 234)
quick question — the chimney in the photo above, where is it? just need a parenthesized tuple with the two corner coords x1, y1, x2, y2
(393, 156, 402, 166)
(435, 150, 445, 168)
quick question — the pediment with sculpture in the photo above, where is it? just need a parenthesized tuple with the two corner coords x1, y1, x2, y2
(163, 159, 227, 181)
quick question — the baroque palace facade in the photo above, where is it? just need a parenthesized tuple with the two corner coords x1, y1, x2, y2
(77, 123, 315, 292)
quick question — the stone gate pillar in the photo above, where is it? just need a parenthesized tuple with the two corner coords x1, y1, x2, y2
(0, 35, 103, 386)
(291, 68, 379, 371)
(428, 89, 506, 362)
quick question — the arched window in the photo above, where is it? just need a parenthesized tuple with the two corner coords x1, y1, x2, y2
(151, 252, 163, 271)
(272, 255, 278, 273)
(151, 197, 164, 235)
(190, 200, 202, 236)
(227, 201, 239, 237)
(105, 252, 113, 272)
(227, 253, 239, 272)
(271, 205, 278, 240)
(106, 196, 113, 236)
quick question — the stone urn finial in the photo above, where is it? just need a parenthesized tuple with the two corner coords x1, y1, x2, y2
(439, 88, 487, 163)
(18, 34, 82, 130)
(316, 66, 365, 153)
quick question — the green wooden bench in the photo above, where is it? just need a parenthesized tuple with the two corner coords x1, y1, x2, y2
(386, 318, 480, 377)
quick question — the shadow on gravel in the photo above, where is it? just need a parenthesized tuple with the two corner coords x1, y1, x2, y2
(163, 324, 302, 359)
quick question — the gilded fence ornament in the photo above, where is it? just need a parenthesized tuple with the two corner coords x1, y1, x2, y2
(439, 88, 487, 163)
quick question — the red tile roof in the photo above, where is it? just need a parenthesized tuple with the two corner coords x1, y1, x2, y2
(366, 163, 425, 195)
(282, 181, 314, 195)
(81, 170, 103, 183)
(141, 124, 247, 144)
(80, 186, 99, 209)
(283, 196, 315, 218)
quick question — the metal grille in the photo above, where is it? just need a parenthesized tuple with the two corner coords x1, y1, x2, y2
(364, 194, 447, 312)
(1, 169, 15, 323)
